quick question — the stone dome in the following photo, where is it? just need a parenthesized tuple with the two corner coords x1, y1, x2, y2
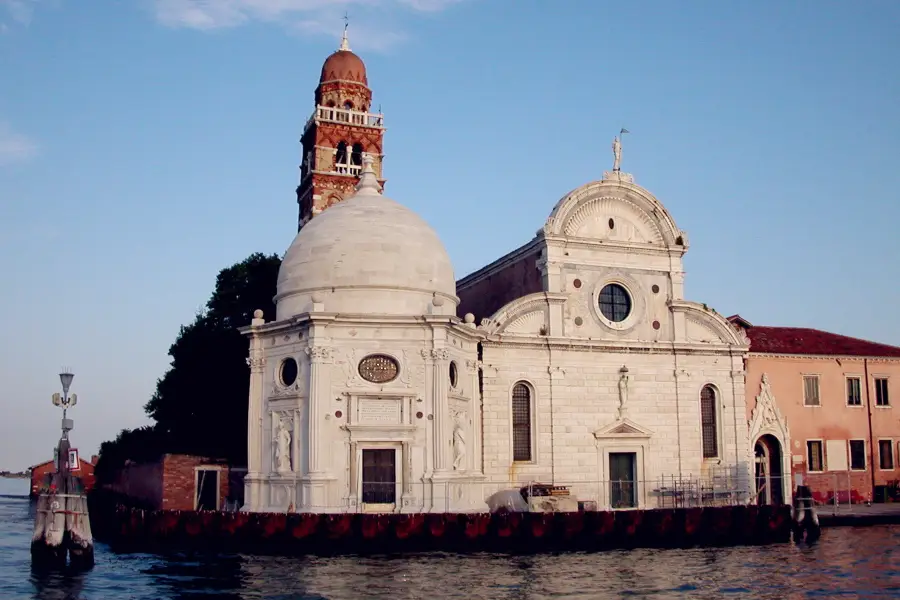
(275, 158, 457, 319)
(319, 49, 368, 86)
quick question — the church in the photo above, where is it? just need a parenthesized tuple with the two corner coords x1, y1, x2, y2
(240, 31, 753, 513)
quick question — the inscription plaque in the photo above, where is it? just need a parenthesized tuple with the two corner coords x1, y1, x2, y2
(358, 398, 401, 424)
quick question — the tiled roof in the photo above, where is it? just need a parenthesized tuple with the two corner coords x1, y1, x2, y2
(727, 316, 900, 358)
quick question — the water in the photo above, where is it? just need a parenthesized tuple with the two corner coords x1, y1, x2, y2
(3, 477, 900, 599)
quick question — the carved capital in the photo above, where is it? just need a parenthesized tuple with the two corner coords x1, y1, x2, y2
(246, 356, 265, 371)
(465, 359, 479, 374)
(430, 348, 450, 362)
(305, 346, 332, 362)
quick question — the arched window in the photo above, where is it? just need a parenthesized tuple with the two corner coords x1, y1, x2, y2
(351, 143, 364, 166)
(512, 382, 532, 462)
(343, 100, 354, 110)
(700, 385, 718, 459)
(335, 141, 348, 172)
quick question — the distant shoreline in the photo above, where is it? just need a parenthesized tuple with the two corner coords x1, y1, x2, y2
(0, 474, 29, 480)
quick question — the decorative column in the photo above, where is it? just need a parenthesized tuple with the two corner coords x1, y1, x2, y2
(304, 346, 331, 474)
(431, 348, 450, 472)
(243, 310, 266, 511)
(467, 359, 483, 475)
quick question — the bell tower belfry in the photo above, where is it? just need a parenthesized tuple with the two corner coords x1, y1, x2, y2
(296, 26, 386, 231)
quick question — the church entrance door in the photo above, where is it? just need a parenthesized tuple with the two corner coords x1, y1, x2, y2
(609, 452, 637, 509)
(361, 449, 396, 510)
(754, 434, 784, 505)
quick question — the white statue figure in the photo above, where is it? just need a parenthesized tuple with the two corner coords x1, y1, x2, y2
(452, 418, 466, 471)
(276, 415, 292, 472)
(617, 367, 630, 415)
(612, 136, 622, 171)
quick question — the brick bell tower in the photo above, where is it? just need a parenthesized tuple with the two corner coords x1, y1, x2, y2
(296, 26, 386, 231)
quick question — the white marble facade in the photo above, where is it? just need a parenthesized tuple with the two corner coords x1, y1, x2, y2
(241, 157, 753, 513)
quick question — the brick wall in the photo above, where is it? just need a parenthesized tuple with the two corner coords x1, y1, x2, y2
(161, 454, 231, 511)
(30, 457, 98, 496)
(457, 243, 544, 322)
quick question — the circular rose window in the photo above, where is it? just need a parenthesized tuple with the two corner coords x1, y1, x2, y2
(598, 283, 632, 323)
(358, 354, 400, 383)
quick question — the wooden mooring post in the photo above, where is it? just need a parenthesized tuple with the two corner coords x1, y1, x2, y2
(31, 371, 94, 570)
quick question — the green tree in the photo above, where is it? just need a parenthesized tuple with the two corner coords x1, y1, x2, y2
(97, 252, 281, 479)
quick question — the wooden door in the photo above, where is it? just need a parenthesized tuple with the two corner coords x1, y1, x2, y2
(361, 449, 396, 505)
(609, 452, 637, 509)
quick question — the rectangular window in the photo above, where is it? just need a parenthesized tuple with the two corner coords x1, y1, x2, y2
(876, 378, 890, 407)
(847, 377, 862, 406)
(849, 440, 866, 470)
(807, 440, 824, 472)
(803, 375, 820, 406)
(879, 440, 894, 470)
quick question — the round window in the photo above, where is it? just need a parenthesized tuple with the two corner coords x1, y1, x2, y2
(598, 283, 632, 323)
(449, 361, 458, 388)
(358, 354, 400, 383)
(279, 357, 298, 387)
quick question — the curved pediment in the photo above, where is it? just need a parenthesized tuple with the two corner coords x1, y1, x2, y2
(479, 292, 567, 336)
(671, 301, 750, 347)
(542, 179, 688, 248)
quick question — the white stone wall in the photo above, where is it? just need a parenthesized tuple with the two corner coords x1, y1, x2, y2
(479, 342, 750, 509)
(245, 316, 483, 513)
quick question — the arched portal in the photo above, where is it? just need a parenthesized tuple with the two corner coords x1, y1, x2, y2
(754, 434, 784, 505)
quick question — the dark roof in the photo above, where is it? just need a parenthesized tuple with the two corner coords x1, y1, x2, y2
(727, 316, 900, 358)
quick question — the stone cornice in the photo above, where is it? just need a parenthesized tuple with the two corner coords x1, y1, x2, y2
(480, 336, 748, 356)
(456, 238, 543, 289)
(748, 352, 900, 363)
(543, 234, 686, 258)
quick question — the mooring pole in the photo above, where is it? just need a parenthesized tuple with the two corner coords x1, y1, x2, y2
(32, 370, 94, 570)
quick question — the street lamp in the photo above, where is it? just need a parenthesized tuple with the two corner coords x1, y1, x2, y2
(51, 370, 77, 441)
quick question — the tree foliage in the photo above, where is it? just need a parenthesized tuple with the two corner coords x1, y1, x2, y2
(96, 252, 281, 481)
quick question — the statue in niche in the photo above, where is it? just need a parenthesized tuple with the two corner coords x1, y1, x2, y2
(452, 416, 466, 471)
(617, 366, 630, 417)
(275, 414, 292, 472)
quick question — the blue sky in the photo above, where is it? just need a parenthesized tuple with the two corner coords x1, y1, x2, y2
(1, 0, 898, 469)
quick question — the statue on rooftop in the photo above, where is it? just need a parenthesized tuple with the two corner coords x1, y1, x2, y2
(612, 136, 622, 171)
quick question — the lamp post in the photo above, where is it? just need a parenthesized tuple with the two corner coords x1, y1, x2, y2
(51, 370, 78, 475)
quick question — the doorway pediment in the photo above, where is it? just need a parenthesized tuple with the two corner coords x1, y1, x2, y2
(749, 373, 790, 442)
(594, 418, 653, 440)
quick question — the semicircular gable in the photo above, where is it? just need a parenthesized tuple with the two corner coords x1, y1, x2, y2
(479, 292, 567, 336)
(671, 301, 749, 347)
(543, 180, 685, 247)
(564, 196, 663, 243)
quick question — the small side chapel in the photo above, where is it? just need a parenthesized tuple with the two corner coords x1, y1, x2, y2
(240, 35, 754, 514)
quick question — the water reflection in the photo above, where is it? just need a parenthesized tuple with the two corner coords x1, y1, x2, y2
(1, 484, 900, 599)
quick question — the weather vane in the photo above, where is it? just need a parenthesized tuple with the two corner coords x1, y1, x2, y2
(340, 11, 350, 50)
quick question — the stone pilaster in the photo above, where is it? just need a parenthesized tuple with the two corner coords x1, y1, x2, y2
(431, 348, 450, 472)
(304, 345, 332, 474)
(242, 311, 266, 511)
(467, 359, 483, 475)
